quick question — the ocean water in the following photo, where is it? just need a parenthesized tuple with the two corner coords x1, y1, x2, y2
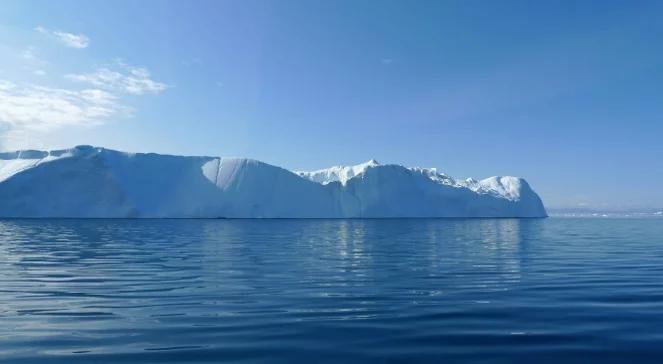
(1, 218, 663, 363)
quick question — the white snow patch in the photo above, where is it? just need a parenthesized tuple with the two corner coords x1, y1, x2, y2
(0, 151, 71, 182)
(298, 162, 530, 202)
(478, 176, 524, 201)
(295, 159, 380, 185)
(201, 159, 220, 185)
(409, 167, 457, 186)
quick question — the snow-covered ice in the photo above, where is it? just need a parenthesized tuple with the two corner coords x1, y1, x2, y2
(0, 146, 547, 218)
(295, 159, 380, 185)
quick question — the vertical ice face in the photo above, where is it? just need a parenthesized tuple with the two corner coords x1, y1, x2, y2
(0, 146, 547, 218)
(201, 158, 221, 185)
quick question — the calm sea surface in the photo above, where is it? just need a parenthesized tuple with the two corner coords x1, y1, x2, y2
(1, 218, 663, 363)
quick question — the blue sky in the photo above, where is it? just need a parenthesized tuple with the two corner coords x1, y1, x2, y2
(0, 0, 662, 209)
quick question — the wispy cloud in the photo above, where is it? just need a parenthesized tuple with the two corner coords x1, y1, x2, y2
(0, 81, 122, 133)
(67, 64, 168, 95)
(20, 47, 39, 62)
(0, 28, 166, 149)
(0, 61, 166, 149)
(35, 26, 90, 49)
(0, 78, 131, 149)
(20, 46, 48, 68)
(380, 58, 395, 65)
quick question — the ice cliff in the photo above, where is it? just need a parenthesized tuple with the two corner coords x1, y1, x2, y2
(0, 146, 547, 218)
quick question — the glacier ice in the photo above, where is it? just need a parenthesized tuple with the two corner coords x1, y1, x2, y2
(295, 159, 380, 185)
(0, 146, 547, 218)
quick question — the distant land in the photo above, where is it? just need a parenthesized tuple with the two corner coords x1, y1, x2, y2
(548, 207, 663, 218)
(0, 145, 547, 218)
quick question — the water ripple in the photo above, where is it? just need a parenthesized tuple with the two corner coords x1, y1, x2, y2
(1, 218, 663, 363)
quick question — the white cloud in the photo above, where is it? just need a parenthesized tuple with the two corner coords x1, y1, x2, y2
(0, 81, 15, 91)
(380, 58, 395, 65)
(35, 26, 90, 49)
(0, 62, 165, 149)
(0, 81, 129, 149)
(20, 47, 38, 61)
(67, 65, 168, 95)
(0, 81, 121, 133)
(20, 46, 48, 67)
(1, 32, 166, 149)
(79, 89, 117, 105)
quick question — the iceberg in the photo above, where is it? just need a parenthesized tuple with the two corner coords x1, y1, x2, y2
(0, 145, 547, 218)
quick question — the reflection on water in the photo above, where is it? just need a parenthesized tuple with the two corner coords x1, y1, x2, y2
(1, 218, 663, 363)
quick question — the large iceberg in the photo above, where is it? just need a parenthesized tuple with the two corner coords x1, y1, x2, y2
(0, 146, 547, 218)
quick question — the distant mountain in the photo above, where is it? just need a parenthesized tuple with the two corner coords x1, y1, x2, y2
(0, 146, 547, 218)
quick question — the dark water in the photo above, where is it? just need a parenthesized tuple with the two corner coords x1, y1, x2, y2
(1, 218, 663, 363)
